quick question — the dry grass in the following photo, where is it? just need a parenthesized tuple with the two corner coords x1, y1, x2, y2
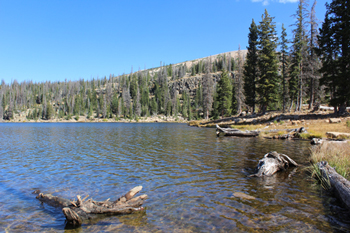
(310, 142, 350, 180)
(306, 120, 350, 138)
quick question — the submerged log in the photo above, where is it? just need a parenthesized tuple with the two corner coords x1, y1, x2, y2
(317, 161, 350, 209)
(216, 124, 260, 137)
(35, 186, 148, 227)
(250, 151, 298, 177)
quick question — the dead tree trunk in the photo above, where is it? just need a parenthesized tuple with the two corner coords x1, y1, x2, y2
(317, 161, 350, 209)
(250, 151, 298, 177)
(35, 186, 148, 227)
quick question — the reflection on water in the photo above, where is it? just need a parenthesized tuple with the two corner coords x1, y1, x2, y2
(0, 123, 349, 232)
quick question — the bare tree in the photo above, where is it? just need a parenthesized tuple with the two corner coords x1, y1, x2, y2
(202, 58, 214, 119)
(102, 95, 107, 118)
(135, 85, 141, 117)
(234, 46, 245, 115)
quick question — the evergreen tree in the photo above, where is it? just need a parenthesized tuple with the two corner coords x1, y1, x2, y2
(46, 102, 54, 119)
(217, 69, 232, 117)
(110, 93, 119, 115)
(102, 95, 107, 118)
(289, 0, 308, 111)
(308, 0, 320, 109)
(317, 0, 350, 114)
(280, 23, 289, 112)
(182, 90, 188, 118)
(257, 9, 279, 113)
(211, 85, 220, 119)
(0, 94, 3, 121)
(150, 98, 157, 116)
(244, 19, 259, 113)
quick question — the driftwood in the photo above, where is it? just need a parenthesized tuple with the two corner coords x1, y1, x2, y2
(250, 151, 298, 177)
(35, 186, 148, 227)
(317, 161, 350, 209)
(216, 124, 260, 137)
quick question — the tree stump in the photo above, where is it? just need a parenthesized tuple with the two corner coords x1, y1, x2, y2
(250, 151, 298, 177)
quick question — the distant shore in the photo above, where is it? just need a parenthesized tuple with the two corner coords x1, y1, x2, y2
(1, 115, 188, 123)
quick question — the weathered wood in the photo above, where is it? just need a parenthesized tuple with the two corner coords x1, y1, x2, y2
(250, 151, 298, 177)
(35, 186, 148, 227)
(326, 132, 350, 139)
(317, 161, 350, 209)
(329, 118, 342, 123)
(216, 124, 260, 137)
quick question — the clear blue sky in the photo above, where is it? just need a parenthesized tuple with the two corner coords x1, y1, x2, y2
(0, 0, 327, 84)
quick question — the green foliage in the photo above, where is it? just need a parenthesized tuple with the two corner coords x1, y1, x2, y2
(317, 0, 350, 112)
(280, 24, 289, 112)
(110, 93, 119, 115)
(257, 9, 279, 113)
(216, 69, 232, 117)
(244, 19, 259, 113)
(346, 120, 350, 128)
(46, 103, 54, 119)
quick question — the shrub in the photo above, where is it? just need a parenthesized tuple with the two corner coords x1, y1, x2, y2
(346, 120, 350, 128)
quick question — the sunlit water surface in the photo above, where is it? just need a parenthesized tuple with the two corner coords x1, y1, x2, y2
(0, 123, 349, 232)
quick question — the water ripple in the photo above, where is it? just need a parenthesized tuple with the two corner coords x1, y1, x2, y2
(0, 123, 349, 232)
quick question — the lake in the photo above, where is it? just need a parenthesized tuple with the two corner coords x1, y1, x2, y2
(0, 123, 349, 232)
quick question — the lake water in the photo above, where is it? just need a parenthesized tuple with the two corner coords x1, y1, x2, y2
(0, 123, 349, 232)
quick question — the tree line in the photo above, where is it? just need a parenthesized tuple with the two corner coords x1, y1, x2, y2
(0, 0, 349, 121)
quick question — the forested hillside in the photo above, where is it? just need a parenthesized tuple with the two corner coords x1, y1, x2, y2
(0, 51, 244, 122)
(1, 0, 349, 122)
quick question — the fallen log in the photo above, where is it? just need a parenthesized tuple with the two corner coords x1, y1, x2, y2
(317, 161, 350, 209)
(35, 186, 148, 227)
(250, 151, 298, 177)
(326, 132, 350, 139)
(216, 124, 260, 137)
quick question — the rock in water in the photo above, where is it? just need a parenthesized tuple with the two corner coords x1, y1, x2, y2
(250, 151, 298, 177)
(232, 192, 256, 200)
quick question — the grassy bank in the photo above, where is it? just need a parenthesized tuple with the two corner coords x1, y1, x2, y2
(189, 113, 350, 139)
(310, 142, 350, 180)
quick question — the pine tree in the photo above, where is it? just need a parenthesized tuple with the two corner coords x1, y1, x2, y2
(102, 95, 107, 118)
(244, 19, 259, 113)
(317, 0, 350, 114)
(211, 85, 220, 119)
(0, 93, 3, 121)
(182, 90, 189, 118)
(46, 102, 54, 119)
(308, 0, 320, 109)
(257, 9, 279, 113)
(217, 69, 232, 117)
(110, 93, 119, 115)
(280, 24, 289, 112)
(290, 0, 308, 111)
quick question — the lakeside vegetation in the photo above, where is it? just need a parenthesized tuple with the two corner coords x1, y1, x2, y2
(1, 0, 349, 125)
(310, 142, 350, 180)
(0, 0, 349, 181)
